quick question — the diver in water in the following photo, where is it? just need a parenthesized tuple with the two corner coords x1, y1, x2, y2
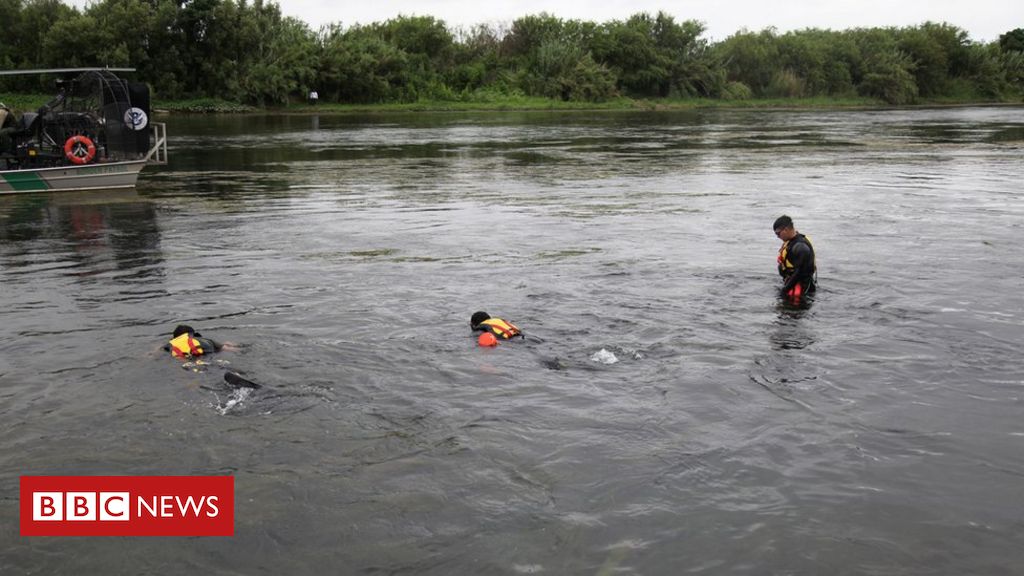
(773, 215, 816, 301)
(470, 310, 607, 372)
(166, 324, 228, 359)
(471, 310, 567, 368)
(470, 311, 525, 346)
(164, 324, 257, 388)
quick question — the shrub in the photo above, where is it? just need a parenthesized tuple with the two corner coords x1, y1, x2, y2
(721, 81, 753, 100)
(767, 69, 805, 98)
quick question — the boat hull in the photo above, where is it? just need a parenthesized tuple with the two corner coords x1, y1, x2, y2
(0, 160, 147, 194)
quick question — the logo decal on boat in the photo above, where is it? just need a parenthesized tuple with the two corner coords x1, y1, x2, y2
(125, 107, 148, 130)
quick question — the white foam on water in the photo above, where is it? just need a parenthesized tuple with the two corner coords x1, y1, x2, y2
(213, 387, 253, 415)
(590, 348, 619, 364)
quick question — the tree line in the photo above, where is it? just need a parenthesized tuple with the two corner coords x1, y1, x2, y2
(2, 0, 1023, 106)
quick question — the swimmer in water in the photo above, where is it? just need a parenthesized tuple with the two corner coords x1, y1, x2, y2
(165, 324, 228, 359)
(470, 311, 525, 342)
(470, 310, 579, 371)
(164, 325, 257, 388)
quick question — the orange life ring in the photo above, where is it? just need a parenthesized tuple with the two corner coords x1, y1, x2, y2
(64, 135, 97, 165)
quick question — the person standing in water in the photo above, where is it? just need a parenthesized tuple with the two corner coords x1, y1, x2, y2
(774, 215, 816, 301)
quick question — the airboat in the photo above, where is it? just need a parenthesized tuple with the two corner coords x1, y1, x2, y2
(0, 68, 167, 194)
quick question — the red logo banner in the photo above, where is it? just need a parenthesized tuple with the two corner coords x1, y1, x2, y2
(20, 476, 234, 537)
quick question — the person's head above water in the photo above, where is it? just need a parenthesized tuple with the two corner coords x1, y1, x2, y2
(470, 311, 490, 330)
(470, 311, 523, 341)
(773, 215, 797, 241)
(772, 215, 793, 232)
(172, 324, 199, 338)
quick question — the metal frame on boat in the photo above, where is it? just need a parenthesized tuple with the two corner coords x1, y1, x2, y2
(1, 68, 167, 194)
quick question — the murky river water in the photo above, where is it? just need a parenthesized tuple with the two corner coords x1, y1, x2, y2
(2, 107, 1023, 574)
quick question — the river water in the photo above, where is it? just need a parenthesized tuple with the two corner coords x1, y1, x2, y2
(1, 107, 1023, 574)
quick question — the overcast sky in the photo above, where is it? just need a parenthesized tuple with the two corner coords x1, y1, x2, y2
(268, 0, 1019, 42)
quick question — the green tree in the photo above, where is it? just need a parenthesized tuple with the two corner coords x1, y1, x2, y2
(503, 13, 578, 62)
(40, 12, 111, 68)
(177, 0, 222, 96)
(716, 28, 781, 96)
(3, 0, 77, 91)
(822, 31, 861, 95)
(591, 15, 668, 96)
(374, 16, 455, 100)
(998, 28, 1024, 53)
(897, 22, 970, 97)
(0, 0, 24, 71)
(318, 25, 413, 102)
(85, 0, 157, 70)
(523, 38, 615, 101)
(449, 24, 505, 94)
(141, 0, 188, 99)
(562, 53, 617, 101)
(376, 15, 453, 63)
(238, 16, 318, 105)
(998, 47, 1024, 90)
(649, 13, 715, 97)
(859, 48, 918, 104)
(773, 29, 860, 96)
(591, 12, 712, 97)
(965, 43, 1009, 98)
(3, 1, 1013, 106)
(501, 13, 610, 100)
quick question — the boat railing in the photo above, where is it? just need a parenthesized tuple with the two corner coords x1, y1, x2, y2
(145, 122, 168, 165)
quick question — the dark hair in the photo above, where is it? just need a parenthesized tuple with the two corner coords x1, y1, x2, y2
(172, 324, 195, 338)
(470, 311, 490, 329)
(773, 215, 794, 231)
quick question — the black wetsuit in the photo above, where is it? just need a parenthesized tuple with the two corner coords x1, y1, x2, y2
(780, 234, 816, 296)
(163, 336, 222, 355)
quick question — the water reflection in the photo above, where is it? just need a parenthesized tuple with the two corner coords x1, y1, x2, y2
(987, 125, 1024, 143)
(770, 302, 816, 351)
(0, 189, 164, 282)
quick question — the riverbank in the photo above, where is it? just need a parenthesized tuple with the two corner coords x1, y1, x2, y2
(270, 96, 888, 113)
(2, 93, 1020, 114)
(157, 95, 1022, 114)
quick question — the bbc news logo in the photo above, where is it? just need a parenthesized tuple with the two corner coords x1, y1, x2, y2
(32, 491, 220, 521)
(20, 476, 233, 536)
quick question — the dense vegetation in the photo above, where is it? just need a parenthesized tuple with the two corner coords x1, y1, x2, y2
(2, 0, 1022, 107)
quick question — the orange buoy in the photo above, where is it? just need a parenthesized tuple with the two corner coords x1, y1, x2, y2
(478, 333, 498, 347)
(64, 135, 97, 165)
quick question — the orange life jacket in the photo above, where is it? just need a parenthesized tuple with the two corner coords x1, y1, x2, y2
(480, 318, 522, 340)
(169, 333, 204, 359)
(778, 234, 815, 278)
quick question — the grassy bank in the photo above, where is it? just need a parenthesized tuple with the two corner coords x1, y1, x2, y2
(270, 95, 891, 113)
(0, 94, 258, 113)
(3, 93, 1019, 115)
(0, 93, 51, 110)
(154, 98, 257, 113)
(135, 94, 1024, 114)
